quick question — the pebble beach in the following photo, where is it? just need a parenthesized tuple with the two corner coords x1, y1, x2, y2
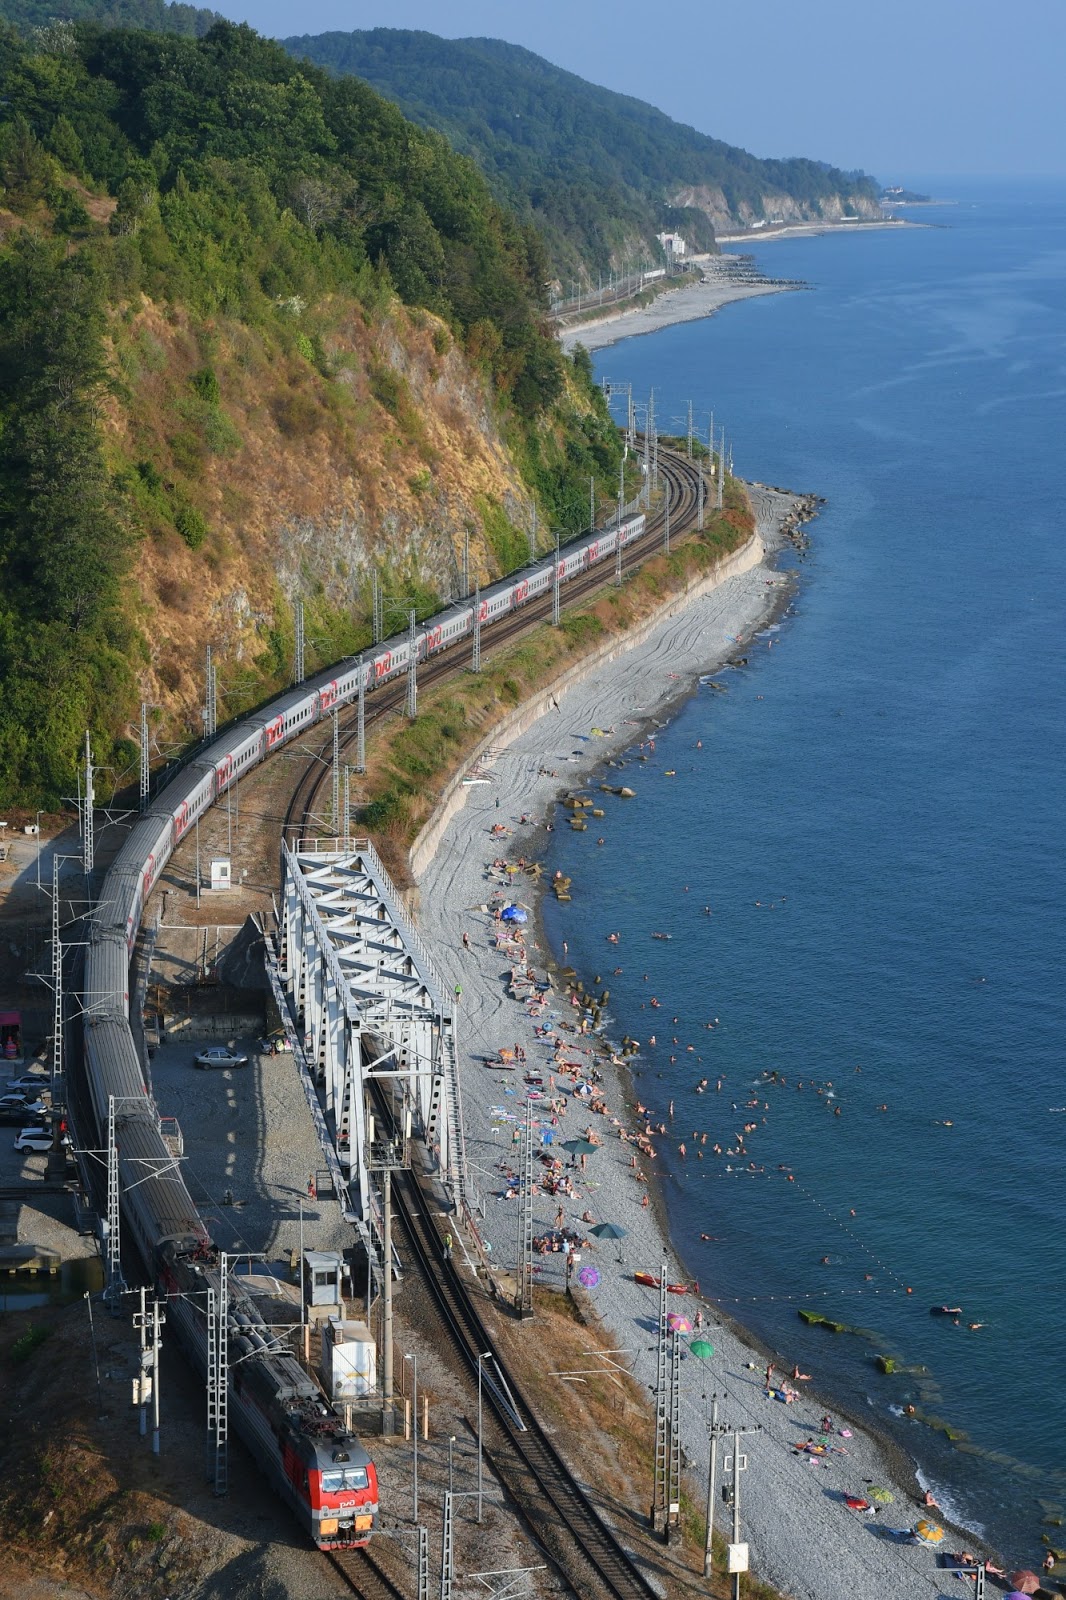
(412, 489, 980, 1599)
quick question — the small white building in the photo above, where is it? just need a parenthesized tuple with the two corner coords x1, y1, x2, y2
(656, 231, 687, 260)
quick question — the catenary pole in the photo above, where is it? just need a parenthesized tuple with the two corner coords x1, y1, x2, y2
(703, 1394, 719, 1577)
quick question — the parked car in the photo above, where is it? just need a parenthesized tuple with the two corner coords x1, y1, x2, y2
(0, 1095, 46, 1121)
(4, 1074, 49, 1094)
(193, 1046, 249, 1071)
(14, 1127, 55, 1152)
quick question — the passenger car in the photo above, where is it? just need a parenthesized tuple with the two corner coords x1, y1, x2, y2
(14, 1127, 55, 1151)
(0, 1095, 46, 1122)
(5, 1074, 49, 1093)
(193, 1046, 249, 1070)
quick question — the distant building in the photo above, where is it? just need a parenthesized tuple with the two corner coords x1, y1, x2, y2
(656, 231, 687, 260)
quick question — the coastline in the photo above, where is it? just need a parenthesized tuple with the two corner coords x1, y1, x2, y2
(410, 487, 977, 1598)
(558, 268, 795, 355)
(558, 220, 917, 355)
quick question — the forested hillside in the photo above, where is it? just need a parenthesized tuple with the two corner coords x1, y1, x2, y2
(0, 20, 622, 806)
(283, 28, 882, 278)
(0, 0, 219, 37)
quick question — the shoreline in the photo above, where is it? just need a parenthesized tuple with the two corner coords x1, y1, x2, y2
(411, 487, 984, 1598)
(557, 256, 802, 354)
(559, 220, 918, 355)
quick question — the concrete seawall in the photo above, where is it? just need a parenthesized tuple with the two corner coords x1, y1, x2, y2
(408, 525, 764, 882)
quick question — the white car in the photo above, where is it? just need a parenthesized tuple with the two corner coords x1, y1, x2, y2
(14, 1127, 54, 1152)
(193, 1046, 249, 1071)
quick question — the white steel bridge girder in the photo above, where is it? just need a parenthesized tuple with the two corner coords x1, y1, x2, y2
(279, 841, 468, 1220)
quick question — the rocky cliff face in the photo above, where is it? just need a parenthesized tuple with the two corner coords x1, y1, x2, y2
(104, 295, 542, 740)
(671, 184, 882, 235)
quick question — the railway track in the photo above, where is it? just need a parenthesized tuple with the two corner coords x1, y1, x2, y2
(290, 445, 710, 1599)
(326, 1546, 411, 1600)
(284, 445, 708, 838)
(389, 1163, 661, 1600)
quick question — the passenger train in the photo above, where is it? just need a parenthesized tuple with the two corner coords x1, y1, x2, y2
(79, 509, 646, 1546)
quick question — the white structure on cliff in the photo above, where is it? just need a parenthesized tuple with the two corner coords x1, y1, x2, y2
(657, 231, 687, 259)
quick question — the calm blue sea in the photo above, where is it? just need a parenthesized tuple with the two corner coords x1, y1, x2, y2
(544, 180, 1066, 1559)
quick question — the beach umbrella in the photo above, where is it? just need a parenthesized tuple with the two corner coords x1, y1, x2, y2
(590, 1221, 626, 1261)
(867, 1486, 894, 1504)
(577, 1264, 600, 1288)
(1008, 1573, 1041, 1595)
(667, 1313, 693, 1334)
(689, 1339, 715, 1359)
(913, 1520, 945, 1546)
(561, 1139, 598, 1155)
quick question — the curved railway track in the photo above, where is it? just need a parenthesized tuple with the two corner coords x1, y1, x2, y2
(292, 444, 711, 1599)
(284, 446, 707, 838)
(390, 1163, 661, 1600)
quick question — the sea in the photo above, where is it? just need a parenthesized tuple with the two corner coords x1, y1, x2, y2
(542, 178, 1066, 1560)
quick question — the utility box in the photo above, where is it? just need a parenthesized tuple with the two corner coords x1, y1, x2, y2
(302, 1250, 343, 1323)
(727, 1543, 749, 1574)
(209, 857, 231, 891)
(321, 1318, 376, 1400)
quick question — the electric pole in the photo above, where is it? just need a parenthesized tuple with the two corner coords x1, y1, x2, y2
(687, 399, 693, 460)
(294, 600, 305, 685)
(372, 572, 383, 645)
(516, 1099, 535, 1317)
(82, 731, 94, 880)
(139, 702, 150, 812)
(50, 855, 62, 1094)
(472, 585, 481, 673)
(331, 709, 340, 832)
(703, 1395, 719, 1577)
(724, 1427, 759, 1599)
(552, 535, 561, 627)
(103, 1094, 126, 1311)
(356, 657, 366, 774)
(406, 610, 417, 720)
(204, 647, 216, 739)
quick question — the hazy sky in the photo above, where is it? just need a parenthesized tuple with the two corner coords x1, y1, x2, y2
(212, 0, 1066, 180)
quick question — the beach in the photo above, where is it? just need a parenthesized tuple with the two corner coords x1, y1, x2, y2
(411, 488, 973, 1599)
(558, 224, 912, 355)
(557, 256, 799, 354)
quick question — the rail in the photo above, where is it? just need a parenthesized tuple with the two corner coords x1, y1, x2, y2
(388, 1159, 660, 1600)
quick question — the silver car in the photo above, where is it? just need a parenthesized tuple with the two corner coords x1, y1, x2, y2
(193, 1046, 249, 1071)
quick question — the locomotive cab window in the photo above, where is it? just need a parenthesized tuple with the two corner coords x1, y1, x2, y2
(321, 1466, 368, 1493)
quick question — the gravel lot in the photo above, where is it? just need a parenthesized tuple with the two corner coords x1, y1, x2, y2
(146, 1033, 353, 1266)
